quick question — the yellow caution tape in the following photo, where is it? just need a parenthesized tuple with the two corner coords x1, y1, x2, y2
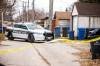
(1, 37, 100, 54)
(60, 37, 100, 43)
(0, 45, 32, 54)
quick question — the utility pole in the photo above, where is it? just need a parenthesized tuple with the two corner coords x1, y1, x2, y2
(22, 1, 27, 22)
(22, 1, 24, 22)
(32, 0, 35, 22)
(49, 0, 53, 30)
(27, 0, 29, 22)
(25, 2, 27, 21)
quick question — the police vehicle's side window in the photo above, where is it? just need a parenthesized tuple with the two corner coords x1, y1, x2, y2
(20, 25, 27, 30)
(14, 24, 27, 30)
(14, 24, 20, 28)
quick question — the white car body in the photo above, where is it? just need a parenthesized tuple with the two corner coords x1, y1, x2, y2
(7, 22, 54, 41)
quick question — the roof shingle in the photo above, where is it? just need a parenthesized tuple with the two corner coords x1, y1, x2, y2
(75, 2, 100, 16)
(54, 11, 71, 20)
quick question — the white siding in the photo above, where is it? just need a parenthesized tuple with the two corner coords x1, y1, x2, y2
(72, 6, 78, 16)
(78, 16, 89, 28)
(98, 17, 100, 28)
(78, 16, 100, 28)
(57, 20, 70, 27)
(90, 17, 100, 28)
(73, 16, 78, 37)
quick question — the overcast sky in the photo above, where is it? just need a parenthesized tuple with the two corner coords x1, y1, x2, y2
(16, 0, 77, 12)
(14, 0, 77, 18)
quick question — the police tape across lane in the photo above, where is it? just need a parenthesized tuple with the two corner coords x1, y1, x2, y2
(0, 45, 33, 54)
(59, 37, 100, 43)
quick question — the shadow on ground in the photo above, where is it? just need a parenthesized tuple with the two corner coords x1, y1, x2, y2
(0, 64, 5, 66)
(9, 39, 45, 44)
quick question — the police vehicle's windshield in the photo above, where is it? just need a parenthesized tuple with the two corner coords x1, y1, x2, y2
(26, 24, 43, 30)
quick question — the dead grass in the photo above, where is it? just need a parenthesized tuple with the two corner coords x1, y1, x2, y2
(78, 51, 100, 66)
(0, 33, 5, 41)
(70, 43, 100, 66)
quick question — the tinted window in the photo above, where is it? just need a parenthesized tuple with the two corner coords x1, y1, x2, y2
(20, 25, 27, 29)
(26, 24, 43, 30)
(14, 24, 27, 30)
(14, 24, 20, 28)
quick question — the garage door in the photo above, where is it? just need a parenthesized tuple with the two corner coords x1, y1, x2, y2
(57, 20, 70, 27)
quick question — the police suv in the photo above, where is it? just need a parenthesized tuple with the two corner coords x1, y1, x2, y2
(6, 22, 54, 42)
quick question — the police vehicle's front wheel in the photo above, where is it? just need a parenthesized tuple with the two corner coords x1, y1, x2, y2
(28, 33, 35, 43)
(7, 31, 14, 40)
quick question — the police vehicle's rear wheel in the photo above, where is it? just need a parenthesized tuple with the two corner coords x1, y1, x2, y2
(7, 31, 14, 40)
(28, 33, 35, 43)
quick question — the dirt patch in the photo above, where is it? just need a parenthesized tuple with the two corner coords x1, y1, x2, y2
(70, 43, 100, 66)
(78, 51, 100, 66)
(0, 63, 5, 66)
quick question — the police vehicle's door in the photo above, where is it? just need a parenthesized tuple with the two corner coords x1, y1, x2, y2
(12, 24, 28, 39)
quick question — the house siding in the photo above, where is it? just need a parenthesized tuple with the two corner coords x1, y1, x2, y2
(73, 16, 78, 37)
(78, 16, 89, 28)
(72, 6, 78, 16)
(77, 16, 100, 28)
(90, 17, 100, 28)
(52, 12, 71, 38)
(72, 3, 100, 40)
(57, 20, 70, 27)
(73, 16, 100, 39)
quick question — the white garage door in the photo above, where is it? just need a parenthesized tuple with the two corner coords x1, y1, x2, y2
(57, 20, 70, 27)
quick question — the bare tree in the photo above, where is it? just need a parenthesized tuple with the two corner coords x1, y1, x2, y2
(0, 0, 16, 20)
(0, 0, 16, 11)
(15, 9, 48, 22)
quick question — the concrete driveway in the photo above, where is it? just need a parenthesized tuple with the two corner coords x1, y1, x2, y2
(0, 39, 80, 66)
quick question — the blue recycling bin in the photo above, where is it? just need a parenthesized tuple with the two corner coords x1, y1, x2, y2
(78, 28, 86, 40)
(54, 27, 61, 38)
(69, 31, 74, 40)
